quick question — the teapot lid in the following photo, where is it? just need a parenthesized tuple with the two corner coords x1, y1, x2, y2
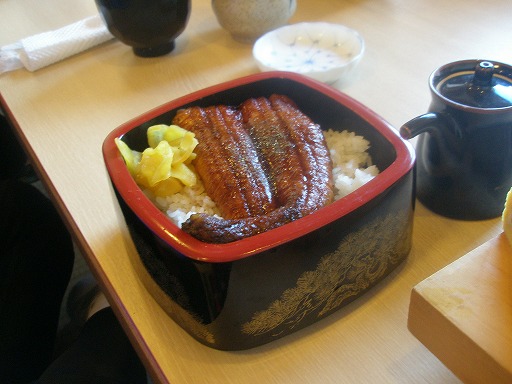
(432, 60, 512, 109)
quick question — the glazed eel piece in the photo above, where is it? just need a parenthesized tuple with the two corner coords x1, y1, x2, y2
(173, 105, 276, 219)
(178, 95, 334, 243)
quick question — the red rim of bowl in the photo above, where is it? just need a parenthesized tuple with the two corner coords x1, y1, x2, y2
(103, 71, 415, 263)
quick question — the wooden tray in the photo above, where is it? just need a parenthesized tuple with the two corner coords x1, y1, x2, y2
(408, 233, 512, 384)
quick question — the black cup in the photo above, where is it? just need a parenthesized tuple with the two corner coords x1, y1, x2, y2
(95, 0, 191, 57)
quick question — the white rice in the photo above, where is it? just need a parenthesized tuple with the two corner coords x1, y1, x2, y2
(323, 129, 379, 200)
(147, 182, 222, 227)
(145, 129, 379, 227)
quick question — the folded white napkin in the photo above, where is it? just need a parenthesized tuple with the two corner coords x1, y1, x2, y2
(0, 15, 114, 74)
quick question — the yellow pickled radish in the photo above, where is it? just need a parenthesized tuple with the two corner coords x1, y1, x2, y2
(114, 138, 141, 175)
(164, 125, 189, 143)
(146, 124, 169, 148)
(171, 162, 197, 186)
(136, 141, 174, 187)
(171, 132, 198, 164)
(502, 187, 512, 246)
(117, 124, 199, 195)
(151, 177, 183, 197)
(147, 124, 189, 148)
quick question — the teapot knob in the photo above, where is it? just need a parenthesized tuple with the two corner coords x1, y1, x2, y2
(472, 61, 494, 86)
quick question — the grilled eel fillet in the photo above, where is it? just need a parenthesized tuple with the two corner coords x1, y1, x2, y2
(173, 104, 276, 219)
(174, 94, 334, 243)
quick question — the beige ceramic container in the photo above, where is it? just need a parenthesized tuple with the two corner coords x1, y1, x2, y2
(212, 0, 296, 43)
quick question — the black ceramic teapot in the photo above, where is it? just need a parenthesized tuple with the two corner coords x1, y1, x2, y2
(400, 59, 512, 220)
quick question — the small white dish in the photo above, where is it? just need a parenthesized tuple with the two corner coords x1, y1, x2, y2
(253, 22, 364, 84)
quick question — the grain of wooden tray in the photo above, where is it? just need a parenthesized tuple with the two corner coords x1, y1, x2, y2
(408, 233, 512, 384)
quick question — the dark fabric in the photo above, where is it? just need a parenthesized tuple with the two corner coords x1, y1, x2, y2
(36, 308, 147, 384)
(0, 180, 75, 383)
(0, 120, 147, 383)
(0, 113, 27, 180)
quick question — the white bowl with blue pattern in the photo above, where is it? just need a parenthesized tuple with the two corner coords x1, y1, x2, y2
(253, 22, 364, 84)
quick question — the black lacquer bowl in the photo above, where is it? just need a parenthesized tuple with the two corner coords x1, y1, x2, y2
(95, 0, 190, 57)
(103, 72, 416, 350)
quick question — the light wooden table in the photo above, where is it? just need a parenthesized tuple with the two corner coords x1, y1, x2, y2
(1, 0, 510, 383)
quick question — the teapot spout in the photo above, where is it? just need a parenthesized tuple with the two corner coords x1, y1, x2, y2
(400, 111, 463, 177)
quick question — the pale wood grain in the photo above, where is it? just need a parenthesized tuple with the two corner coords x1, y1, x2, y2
(0, 0, 510, 382)
(408, 233, 512, 384)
